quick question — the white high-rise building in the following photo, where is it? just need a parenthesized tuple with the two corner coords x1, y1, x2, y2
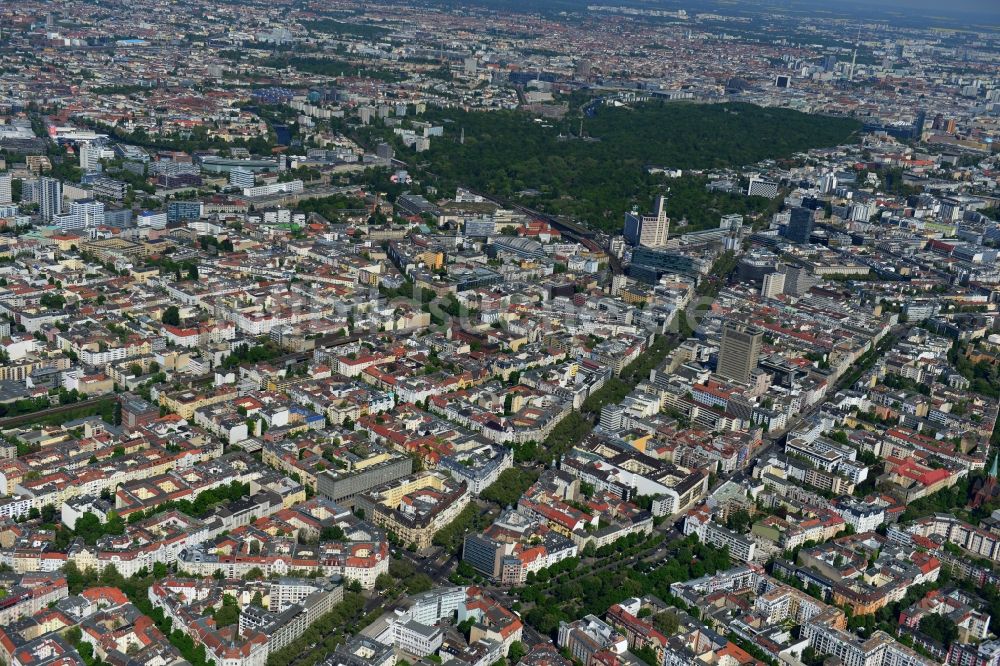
(39, 177, 62, 222)
(54, 199, 104, 231)
(850, 202, 873, 222)
(21, 180, 39, 205)
(137, 210, 168, 229)
(0, 173, 11, 205)
(819, 172, 838, 194)
(79, 142, 101, 172)
(72, 199, 104, 227)
(609, 236, 625, 258)
(761, 271, 786, 299)
(229, 167, 255, 189)
(610, 273, 627, 296)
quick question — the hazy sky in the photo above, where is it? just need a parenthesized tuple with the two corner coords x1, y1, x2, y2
(754, 0, 1000, 23)
(464, 0, 1000, 23)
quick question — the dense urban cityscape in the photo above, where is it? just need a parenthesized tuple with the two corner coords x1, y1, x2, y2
(0, 1, 999, 666)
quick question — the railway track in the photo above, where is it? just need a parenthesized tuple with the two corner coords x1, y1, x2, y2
(0, 396, 116, 429)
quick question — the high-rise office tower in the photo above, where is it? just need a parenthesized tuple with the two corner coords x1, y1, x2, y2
(761, 271, 786, 300)
(599, 404, 624, 431)
(782, 264, 816, 297)
(785, 206, 815, 244)
(39, 177, 62, 222)
(914, 109, 926, 140)
(0, 173, 11, 205)
(623, 196, 669, 248)
(718, 323, 763, 384)
(720, 214, 744, 232)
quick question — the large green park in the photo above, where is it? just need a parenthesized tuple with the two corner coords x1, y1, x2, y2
(378, 101, 861, 231)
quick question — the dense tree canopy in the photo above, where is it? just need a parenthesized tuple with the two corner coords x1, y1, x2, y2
(162, 305, 180, 326)
(517, 534, 731, 636)
(481, 468, 539, 507)
(371, 101, 859, 233)
(258, 56, 403, 83)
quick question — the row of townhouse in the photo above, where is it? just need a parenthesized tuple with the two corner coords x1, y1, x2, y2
(176, 538, 390, 589)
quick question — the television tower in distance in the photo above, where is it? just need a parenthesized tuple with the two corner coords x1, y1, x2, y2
(848, 26, 861, 82)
